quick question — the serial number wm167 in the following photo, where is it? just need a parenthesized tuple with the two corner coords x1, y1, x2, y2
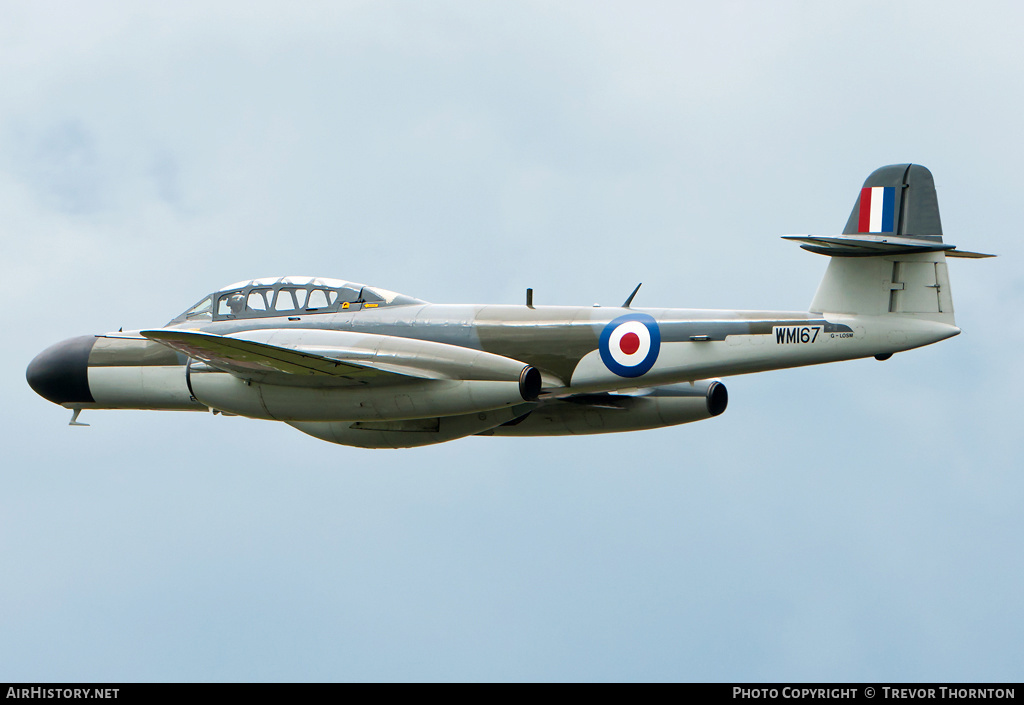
(774, 325, 822, 344)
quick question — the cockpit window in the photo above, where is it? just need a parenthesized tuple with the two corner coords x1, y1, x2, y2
(166, 277, 426, 324)
(181, 296, 213, 321)
(306, 289, 330, 309)
(273, 289, 298, 311)
(217, 290, 246, 317)
(360, 288, 385, 304)
(247, 289, 270, 311)
(337, 286, 360, 304)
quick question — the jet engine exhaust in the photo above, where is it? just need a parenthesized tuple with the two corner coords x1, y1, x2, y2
(706, 380, 728, 416)
(519, 366, 542, 401)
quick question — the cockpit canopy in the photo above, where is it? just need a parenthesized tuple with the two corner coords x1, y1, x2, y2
(170, 276, 425, 324)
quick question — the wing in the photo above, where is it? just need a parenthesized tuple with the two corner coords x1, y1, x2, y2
(141, 328, 534, 389)
(141, 329, 431, 385)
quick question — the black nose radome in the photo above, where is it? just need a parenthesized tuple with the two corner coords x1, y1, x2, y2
(26, 336, 96, 405)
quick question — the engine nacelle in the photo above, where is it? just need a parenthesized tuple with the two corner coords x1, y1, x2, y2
(486, 379, 727, 436)
(188, 364, 539, 422)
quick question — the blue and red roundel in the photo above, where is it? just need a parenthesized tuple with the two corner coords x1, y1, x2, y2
(599, 313, 661, 378)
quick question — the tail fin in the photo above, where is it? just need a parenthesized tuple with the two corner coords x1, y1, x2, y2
(784, 164, 994, 322)
(842, 163, 943, 238)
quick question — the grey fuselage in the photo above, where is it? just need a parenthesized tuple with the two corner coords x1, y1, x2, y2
(24, 265, 961, 449)
(25, 162, 983, 448)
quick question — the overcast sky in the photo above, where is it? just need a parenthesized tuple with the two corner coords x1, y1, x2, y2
(2, 1, 1022, 682)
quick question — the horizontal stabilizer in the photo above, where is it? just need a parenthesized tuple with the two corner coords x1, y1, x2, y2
(943, 248, 997, 259)
(797, 164, 996, 259)
(783, 234, 994, 258)
(784, 234, 951, 257)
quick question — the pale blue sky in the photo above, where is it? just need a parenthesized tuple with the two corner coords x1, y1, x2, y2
(2, 1, 1021, 681)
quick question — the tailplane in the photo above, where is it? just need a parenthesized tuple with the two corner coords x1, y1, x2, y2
(784, 164, 994, 321)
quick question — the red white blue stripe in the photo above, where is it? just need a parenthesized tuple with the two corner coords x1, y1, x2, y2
(857, 186, 896, 233)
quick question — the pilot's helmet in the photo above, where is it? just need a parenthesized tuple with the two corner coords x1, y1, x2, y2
(227, 294, 245, 314)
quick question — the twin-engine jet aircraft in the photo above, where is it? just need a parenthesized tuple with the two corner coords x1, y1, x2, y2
(27, 165, 992, 448)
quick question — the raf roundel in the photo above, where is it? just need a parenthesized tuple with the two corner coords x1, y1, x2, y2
(599, 313, 661, 378)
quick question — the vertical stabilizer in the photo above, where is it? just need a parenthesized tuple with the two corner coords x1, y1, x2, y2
(810, 164, 955, 324)
(842, 163, 943, 240)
